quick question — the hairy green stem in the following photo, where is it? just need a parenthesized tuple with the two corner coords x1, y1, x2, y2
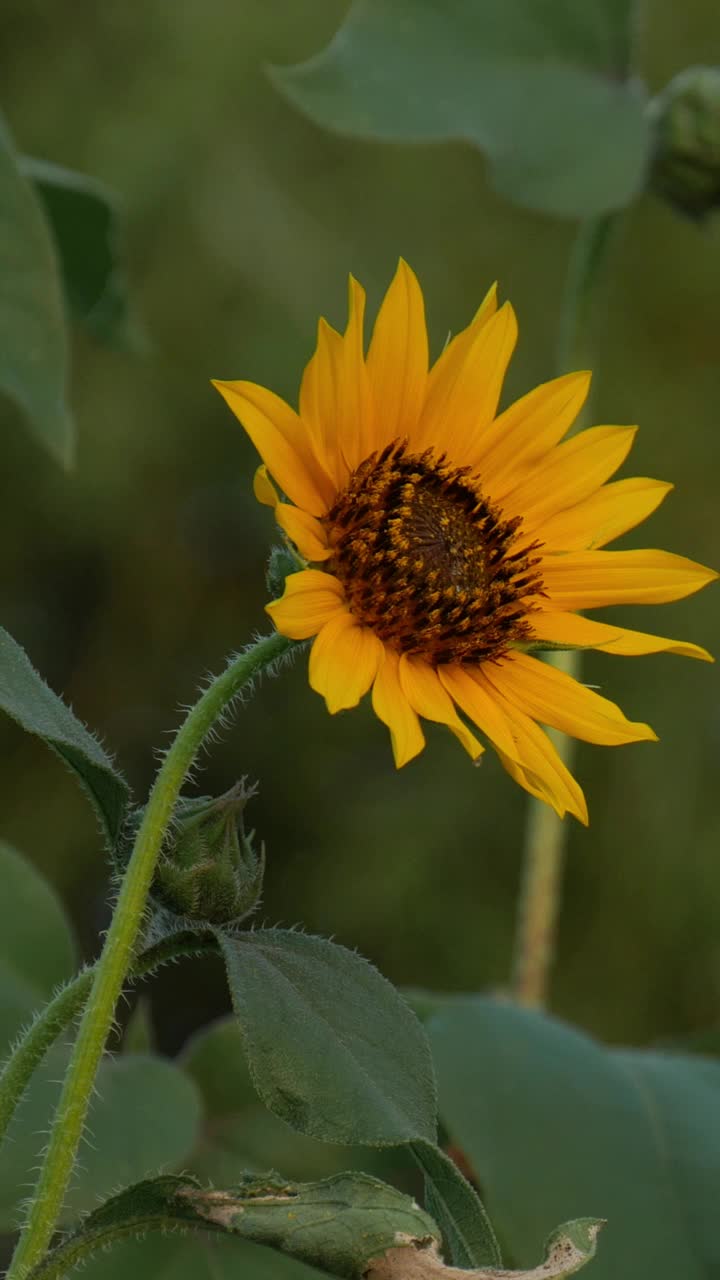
(0, 931, 217, 1147)
(26, 1217, 189, 1280)
(512, 216, 617, 1009)
(8, 632, 293, 1279)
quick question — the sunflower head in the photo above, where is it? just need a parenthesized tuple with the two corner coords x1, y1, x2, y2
(214, 262, 716, 823)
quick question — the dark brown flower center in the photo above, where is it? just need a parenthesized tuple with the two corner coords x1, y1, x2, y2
(325, 442, 544, 665)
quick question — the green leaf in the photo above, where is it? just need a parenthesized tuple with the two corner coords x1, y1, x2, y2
(428, 997, 720, 1278)
(0, 116, 74, 464)
(0, 625, 130, 845)
(20, 156, 144, 351)
(218, 928, 437, 1145)
(81, 1234, 326, 1280)
(180, 1015, 412, 1187)
(0, 1050, 202, 1229)
(35, 1172, 439, 1280)
(410, 1139, 500, 1269)
(270, 0, 649, 218)
(123, 996, 155, 1055)
(0, 842, 76, 1049)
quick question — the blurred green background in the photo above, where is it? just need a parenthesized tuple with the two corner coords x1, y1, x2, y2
(0, 0, 719, 1051)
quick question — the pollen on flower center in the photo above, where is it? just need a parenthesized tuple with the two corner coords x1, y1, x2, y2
(326, 441, 544, 664)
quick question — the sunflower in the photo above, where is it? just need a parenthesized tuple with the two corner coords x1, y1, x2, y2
(214, 262, 715, 823)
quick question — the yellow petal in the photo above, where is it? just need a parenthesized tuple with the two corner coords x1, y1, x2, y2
(496, 745, 587, 824)
(471, 673, 588, 823)
(367, 259, 428, 447)
(299, 318, 349, 490)
(484, 652, 657, 745)
(410, 282, 497, 451)
(309, 613, 385, 713)
(415, 302, 517, 460)
(541, 548, 719, 608)
(300, 278, 375, 480)
(340, 276, 377, 470)
(254, 465, 330, 561)
(469, 371, 591, 489)
(501, 425, 638, 531)
(439, 664, 520, 760)
(253, 464, 278, 507)
(214, 379, 335, 516)
(266, 569, 346, 639)
(398, 654, 484, 761)
(275, 504, 331, 562)
(539, 478, 672, 551)
(531, 610, 713, 662)
(372, 647, 425, 767)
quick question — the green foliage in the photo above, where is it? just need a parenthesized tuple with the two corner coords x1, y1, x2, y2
(0, 116, 74, 464)
(81, 1234, 326, 1280)
(648, 66, 720, 219)
(0, 1050, 202, 1230)
(33, 1171, 438, 1280)
(180, 1015, 366, 1182)
(20, 156, 142, 351)
(0, 626, 129, 846)
(153, 783, 264, 925)
(428, 997, 720, 1278)
(410, 1140, 500, 1268)
(0, 842, 76, 1047)
(122, 996, 155, 1055)
(270, 0, 649, 217)
(218, 928, 437, 1145)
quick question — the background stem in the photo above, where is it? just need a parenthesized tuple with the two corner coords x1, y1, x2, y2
(8, 632, 293, 1279)
(511, 216, 617, 1009)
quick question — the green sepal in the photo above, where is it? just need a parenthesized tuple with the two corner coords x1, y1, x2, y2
(122, 782, 265, 928)
(266, 542, 304, 598)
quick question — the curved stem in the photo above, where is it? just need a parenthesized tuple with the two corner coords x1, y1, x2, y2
(8, 632, 294, 1279)
(0, 932, 217, 1148)
(512, 215, 617, 1009)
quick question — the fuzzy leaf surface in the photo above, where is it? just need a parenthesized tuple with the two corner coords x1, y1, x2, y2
(35, 1172, 438, 1279)
(0, 625, 129, 845)
(219, 929, 437, 1145)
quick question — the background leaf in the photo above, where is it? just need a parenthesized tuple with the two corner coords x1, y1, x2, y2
(270, 0, 649, 217)
(0, 116, 74, 463)
(0, 625, 129, 846)
(428, 997, 720, 1278)
(21, 156, 143, 351)
(0, 1050, 202, 1230)
(219, 929, 437, 1145)
(0, 842, 76, 1047)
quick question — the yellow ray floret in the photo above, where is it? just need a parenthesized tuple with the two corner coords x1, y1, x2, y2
(213, 260, 716, 822)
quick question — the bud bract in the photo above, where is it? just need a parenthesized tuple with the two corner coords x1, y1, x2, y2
(153, 780, 264, 925)
(649, 66, 720, 219)
(266, 543, 302, 600)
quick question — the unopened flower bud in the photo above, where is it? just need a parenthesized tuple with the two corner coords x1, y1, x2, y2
(153, 780, 264, 925)
(266, 543, 302, 599)
(648, 66, 720, 219)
